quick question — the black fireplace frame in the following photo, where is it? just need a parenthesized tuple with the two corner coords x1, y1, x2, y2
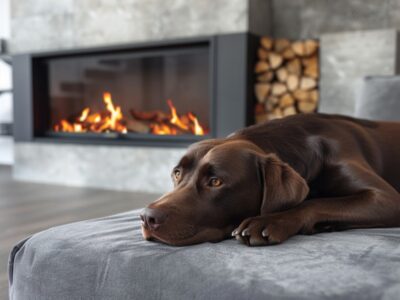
(13, 33, 257, 147)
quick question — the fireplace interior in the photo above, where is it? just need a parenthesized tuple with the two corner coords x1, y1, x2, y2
(14, 34, 257, 147)
(48, 45, 210, 138)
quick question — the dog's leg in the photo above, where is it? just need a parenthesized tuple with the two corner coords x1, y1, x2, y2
(233, 163, 400, 246)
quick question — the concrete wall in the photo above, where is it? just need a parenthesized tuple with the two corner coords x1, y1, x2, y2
(10, 0, 271, 54)
(14, 143, 185, 193)
(271, 0, 400, 39)
(319, 29, 399, 116)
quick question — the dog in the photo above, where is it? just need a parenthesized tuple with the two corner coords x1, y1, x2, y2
(141, 113, 400, 246)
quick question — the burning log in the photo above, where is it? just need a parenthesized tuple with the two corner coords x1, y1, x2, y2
(53, 93, 208, 136)
(129, 109, 167, 123)
(125, 119, 150, 134)
(254, 37, 320, 123)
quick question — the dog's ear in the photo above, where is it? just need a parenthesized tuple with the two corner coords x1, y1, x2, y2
(258, 153, 309, 214)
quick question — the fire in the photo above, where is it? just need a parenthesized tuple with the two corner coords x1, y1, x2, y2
(53, 92, 207, 136)
(167, 99, 189, 131)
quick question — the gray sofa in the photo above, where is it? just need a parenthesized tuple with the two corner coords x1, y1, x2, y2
(8, 209, 400, 299)
(9, 76, 400, 299)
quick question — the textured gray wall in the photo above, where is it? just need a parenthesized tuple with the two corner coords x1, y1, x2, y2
(319, 29, 399, 116)
(10, 0, 271, 53)
(271, 0, 400, 39)
(14, 142, 185, 193)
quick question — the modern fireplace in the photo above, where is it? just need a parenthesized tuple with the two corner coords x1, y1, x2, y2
(13, 34, 257, 147)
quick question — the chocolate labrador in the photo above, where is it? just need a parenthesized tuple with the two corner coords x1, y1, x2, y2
(141, 113, 400, 246)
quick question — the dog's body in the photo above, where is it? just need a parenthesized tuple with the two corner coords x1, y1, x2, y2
(141, 114, 400, 246)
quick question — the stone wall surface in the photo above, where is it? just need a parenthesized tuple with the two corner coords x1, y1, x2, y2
(14, 142, 185, 193)
(271, 0, 400, 39)
(10, 0, 271, 53)
(319, 29, 399, 116)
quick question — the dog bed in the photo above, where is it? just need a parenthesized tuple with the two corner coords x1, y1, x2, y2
(8, 209, 400, 299)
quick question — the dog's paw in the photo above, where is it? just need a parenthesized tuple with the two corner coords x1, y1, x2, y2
(232, 214, 301, 246)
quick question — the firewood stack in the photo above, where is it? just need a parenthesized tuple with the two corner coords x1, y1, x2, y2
(254, 37, 320, 124)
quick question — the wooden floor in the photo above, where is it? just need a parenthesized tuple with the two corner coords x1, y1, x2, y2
(0, 165, 158, 299)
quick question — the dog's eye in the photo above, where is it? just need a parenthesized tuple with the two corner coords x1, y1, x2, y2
(209, 177, 223, 187)
(173, 169, 181, 180)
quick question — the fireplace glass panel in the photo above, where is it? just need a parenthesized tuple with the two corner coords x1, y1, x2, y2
(46, 46, 210, 137)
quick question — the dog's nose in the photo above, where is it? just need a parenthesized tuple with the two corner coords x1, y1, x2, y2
(140, 208, 167, 230)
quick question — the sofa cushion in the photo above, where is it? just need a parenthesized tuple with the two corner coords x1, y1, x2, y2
(355, 76, 400, 121)
(9, 209, 400, 300)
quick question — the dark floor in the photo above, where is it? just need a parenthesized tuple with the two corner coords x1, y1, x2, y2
(0, 165, 158, 299)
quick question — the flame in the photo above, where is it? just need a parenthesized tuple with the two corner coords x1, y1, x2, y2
(167, 99, 189, 131)
(53, 93, 207, 136)
(79, 108, 90, 122)
(150, 124, 177, 135)
(188, 113, 205, 135)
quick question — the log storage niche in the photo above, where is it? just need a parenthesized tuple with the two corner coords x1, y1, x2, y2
(254, 37, 320, 124)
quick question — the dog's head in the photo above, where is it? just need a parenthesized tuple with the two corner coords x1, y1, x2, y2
(141, 138, 309, 246)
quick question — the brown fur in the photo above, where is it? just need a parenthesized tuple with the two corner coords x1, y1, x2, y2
(141, 113, 400, 246)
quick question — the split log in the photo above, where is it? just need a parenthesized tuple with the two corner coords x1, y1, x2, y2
(282, 105, 297, 117)
(272, 108, 283, 118)
(269, 52, 283, 69)
(254, 37, 319, 123)
(257, 71, 274, 82)
(274, 39, 290, 53)
(254, 103, 266, 115)
(304, 40, 319, 56)
(254, 61, 270, 73)
(255, 83, 271, 103)
(276, 67, 288, 82)
(256, 113, 269, 124)
(279, 93, 295, 108)
(298, 101, 317, 113)
(271, 82, 287, 96)
(293, 89, 310, 102)
(310, 89, 319, 103)
(292, 41, 306, 56)
(303, 56, 319, 78)
(287, 74, 299, 91)
(300, 76, 317, 90)
(265, 98, 276, 112)
(258, 48, 269, 60)
(286, 58, 302, 75)
(282, 47, 296, 60)
(260, 37, 273, 50)
(265, 96, 280, 112)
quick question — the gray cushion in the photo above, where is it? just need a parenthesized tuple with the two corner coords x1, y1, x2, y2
(9, 209, 400, 300)
(355, 76, 400, 121)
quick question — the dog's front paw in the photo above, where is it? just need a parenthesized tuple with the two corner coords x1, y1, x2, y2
(232, 214, 301, 246)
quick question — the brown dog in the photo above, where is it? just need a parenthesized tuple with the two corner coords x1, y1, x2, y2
(141, 113, 400, 246)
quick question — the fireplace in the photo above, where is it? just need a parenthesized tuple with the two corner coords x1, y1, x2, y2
(13, 34, 257, 147)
